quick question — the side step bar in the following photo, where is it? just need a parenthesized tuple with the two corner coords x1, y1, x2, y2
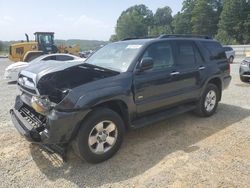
(131, 104, 196, 129)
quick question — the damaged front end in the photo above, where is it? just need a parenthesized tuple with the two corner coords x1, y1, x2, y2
(10, 63, 119, 160)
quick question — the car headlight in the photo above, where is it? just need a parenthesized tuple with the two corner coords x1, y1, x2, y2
(31, 96, 52, 115)
(241, 61, 248, 67)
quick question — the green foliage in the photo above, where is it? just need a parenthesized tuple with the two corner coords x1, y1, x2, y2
(109, 34, 119, 42)
(55, 39, 108, 51)
(0, 41, 3, 51)
(150, 6, 173, 35)
(217, 0, 250, 44)
(172, 12, 192, 34)
(115, 4, 153, 40)
(191, 0, 218, 36)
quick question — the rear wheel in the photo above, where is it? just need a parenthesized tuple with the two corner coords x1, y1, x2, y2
(73, 108, 125, 163)
(240, 76, 249, 82)
(194, 83, 219, 117)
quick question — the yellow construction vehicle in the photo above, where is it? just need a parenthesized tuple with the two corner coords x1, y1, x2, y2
(8, 32, 80, 62)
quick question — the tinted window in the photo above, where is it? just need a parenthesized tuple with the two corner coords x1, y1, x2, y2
(223, 47, 233, 51)
(56, 55, 74, 61)
(142, 42, 174, 70)
(176, 41, 196, 67)
(194, 45, 205, 64)
(43, 56, 56, 61)
(202, 41, 226, 60)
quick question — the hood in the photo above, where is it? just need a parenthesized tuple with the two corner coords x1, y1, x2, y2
(19, 62, 120, 104)
(24, 59, 85, 79)
(6, 62, 28, 70)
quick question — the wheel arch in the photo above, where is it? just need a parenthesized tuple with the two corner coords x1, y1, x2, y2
(207, 77, 222, 101)
(70, 99, 130, 142)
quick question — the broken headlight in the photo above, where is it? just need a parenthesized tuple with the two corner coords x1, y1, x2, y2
(31, 96, 52, 115)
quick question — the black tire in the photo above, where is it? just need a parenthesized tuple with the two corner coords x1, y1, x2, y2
(73, 108, 125, 163)
(229, 56, 234, 64)
(194, 83, 219, 117)
(240, 76, 249, 82)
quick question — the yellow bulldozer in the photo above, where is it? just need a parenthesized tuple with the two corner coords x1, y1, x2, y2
(8, 32, 81, 62)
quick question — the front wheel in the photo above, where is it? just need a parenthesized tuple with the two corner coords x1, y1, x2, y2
(194, 83, 219, 117)
(73, 108, 125, 163)
(240, 76, 249, 82)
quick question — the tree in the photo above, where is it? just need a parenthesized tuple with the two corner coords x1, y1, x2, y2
(115, 4, 153, 40)
(191, 0, 218, 36)
(0, 41, 3, 51)
(217, 0, 250, 44)
(172, 12, 192, 34)
(109, 34, 118, 42)
(150, 6, 173, 35)
(172, 0, 196, 34)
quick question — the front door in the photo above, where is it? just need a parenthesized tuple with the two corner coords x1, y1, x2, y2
(133, 41, 178, 115)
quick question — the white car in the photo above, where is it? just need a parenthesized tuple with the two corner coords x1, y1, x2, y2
(223, 46, 235, 63)
(4, 53, 83, 82)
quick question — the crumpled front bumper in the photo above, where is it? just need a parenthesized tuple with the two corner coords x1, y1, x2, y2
(10, 95, 88, 144)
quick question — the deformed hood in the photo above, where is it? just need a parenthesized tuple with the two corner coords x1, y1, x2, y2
(23, 59, 85, 79)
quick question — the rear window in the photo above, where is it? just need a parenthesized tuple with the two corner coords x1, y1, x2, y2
(223, 47, 233, 51)
(202, 41, 226, 60)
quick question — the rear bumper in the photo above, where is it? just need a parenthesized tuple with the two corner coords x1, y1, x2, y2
(10, 95, 89, 144)
(223, 75, 231, 90)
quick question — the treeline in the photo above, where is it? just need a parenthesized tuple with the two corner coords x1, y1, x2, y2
(110, 0, 250, 44)
(0, 39, 107, 52)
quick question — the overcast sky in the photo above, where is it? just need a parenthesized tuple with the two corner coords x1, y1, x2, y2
(0, 0, 183, 41)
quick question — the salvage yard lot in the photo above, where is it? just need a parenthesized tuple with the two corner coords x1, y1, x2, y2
(0, 58, 250, 188)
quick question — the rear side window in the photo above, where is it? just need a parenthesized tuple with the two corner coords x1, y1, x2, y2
(223, 47, 233, 51)
(202, 41, 226, 60)
(176, 41, 196, 67)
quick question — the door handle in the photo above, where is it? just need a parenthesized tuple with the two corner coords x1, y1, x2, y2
(170, 71, 180, 76)
(198, 66, 206, 70)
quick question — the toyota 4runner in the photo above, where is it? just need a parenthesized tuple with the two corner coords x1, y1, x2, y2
(10, 35, 231, 163)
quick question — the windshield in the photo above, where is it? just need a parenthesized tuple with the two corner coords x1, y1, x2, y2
(85, 42, 144, 72)
(29, 55, 48, 64)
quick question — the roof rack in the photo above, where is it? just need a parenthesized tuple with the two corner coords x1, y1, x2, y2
(159, 34, 212, 39)
(122, 36, 156, 41)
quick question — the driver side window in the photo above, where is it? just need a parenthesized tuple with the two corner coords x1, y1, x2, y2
(142, 42, 174, 71)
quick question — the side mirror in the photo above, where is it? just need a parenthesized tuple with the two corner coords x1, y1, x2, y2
(138, 57, 154, 72)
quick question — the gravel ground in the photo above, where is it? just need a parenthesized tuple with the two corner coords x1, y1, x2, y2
(0, 58, 250, 188)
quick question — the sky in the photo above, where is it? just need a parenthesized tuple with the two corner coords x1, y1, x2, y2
(0, 0, 183, 41)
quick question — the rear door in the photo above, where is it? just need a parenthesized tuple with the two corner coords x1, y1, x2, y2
(171, 40, 204, 101)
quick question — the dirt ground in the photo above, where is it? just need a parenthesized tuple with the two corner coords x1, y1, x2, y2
(0, 58, 250, 188)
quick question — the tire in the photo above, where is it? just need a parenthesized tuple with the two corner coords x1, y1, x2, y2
(73, 108, 125, 163)
(229, 56, 234, 64)
(194, 83, 219, 117)
(240, 76, 249, 82)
